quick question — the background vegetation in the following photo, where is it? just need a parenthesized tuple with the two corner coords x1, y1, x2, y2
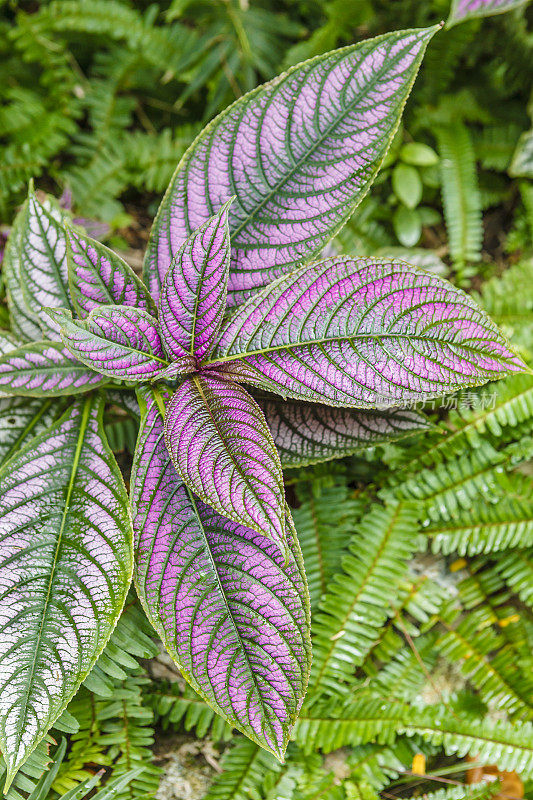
(0, 1, 532, 799)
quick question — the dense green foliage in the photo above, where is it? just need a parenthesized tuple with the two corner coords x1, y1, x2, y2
(0, 0, 532, 798)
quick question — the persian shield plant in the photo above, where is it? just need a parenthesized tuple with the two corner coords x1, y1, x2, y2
(0, 23, 527, 790)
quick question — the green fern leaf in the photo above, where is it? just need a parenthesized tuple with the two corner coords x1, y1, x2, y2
(307, 502, 420, 700)
(436, 122, 483, 270)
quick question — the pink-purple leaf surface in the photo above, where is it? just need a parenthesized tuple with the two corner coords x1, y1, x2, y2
(208, 257, 525, 408)
(158, 203, 232, 360)
(164, 375, 287, 554)
(66, 227, 156, 318)
(144, 26, 439, 303)
(0, 341, 106, 397)
(46, 306, 177, 382)
(448, 0, 529, 25)
(258, 396, 429, 468)
(132, 388, 311, 759)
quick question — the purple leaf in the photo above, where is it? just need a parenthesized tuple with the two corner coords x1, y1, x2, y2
(45, 306, 184, 382)
(0, 341, 106, 396)
(19, 189, 73, 339)
(208, 257, 526, 407)
(448, 0, 529, 25)
(259, 396, 429, 468)
(66, 227, 156, 318)
(132, 387, 311, 759)
(144, 26, 439, 303)
(164, 374, 287, 554)
(158, 202, 232, 360)
(0, 395, 132, 783)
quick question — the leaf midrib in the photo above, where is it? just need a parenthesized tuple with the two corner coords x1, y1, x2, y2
(186, 489, 281, 752)
(189, 374, 283, 544)
(15, 397, 92, 750)
(228, 33, 419, 243)
(68, 315, 169, 366)
(206, 331, 515, 366)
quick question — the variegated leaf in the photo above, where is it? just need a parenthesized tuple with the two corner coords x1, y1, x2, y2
(19, 189, 73, 339)
(0, 332, 21, 355)
(164, 374, 287, 553)
(208, 257, 525, 407)
(448, 0, 529, 25)
(158, 203, 232, 360)
(0, 397, 60, 467)
(66, 227, 156, 318)
(132, 387, 311, 759)
(3, 202, 42, 342)
(0, 395, 133, 785)
(259, 396, 429, 468)
(0, 341, 106, 397)
(46, 306, 180, 382)
(144, 26, 439, 303)
(509, 129, 533, 179)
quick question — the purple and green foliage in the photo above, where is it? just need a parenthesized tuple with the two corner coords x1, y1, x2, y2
(259, 397, 430, 468)
(0, 341, 106, 397)
(208, 257, 523, 406)
(45, 306, 171, 381)
(0, 395, 132, 785)
(0, 22, 528, 782)
(144, 26, 441, 303)
(132, 388, 310, 758)
(448, 0, 530, 25)
(66, 227, 156, 318)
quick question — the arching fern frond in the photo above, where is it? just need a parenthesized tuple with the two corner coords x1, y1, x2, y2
(307, 502, 420, 701)
(292, 478, 365, 611)
(402, 782, 501, 800)
(493, 549, 533, 607)
(437, 608, 533, 719)
(436, 123, 482, 274)
(475, 258, 533, 350)
(146, 681, 233, 742)
(204, 739, 280, 800)
(295, 698, 533, 772)
(426, 495, 533, 555)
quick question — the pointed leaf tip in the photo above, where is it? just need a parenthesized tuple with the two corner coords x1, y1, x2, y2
(164, 373, 288, 555)
(132, 388, 311, 756)
(208, 257, 526, 407)
(66, 228, 156, 318)
(145, 27, 439, 302)
(53, 305, 171, 382)
(158, 204, 233, 361)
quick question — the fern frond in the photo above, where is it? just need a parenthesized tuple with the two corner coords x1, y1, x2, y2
(366, 632, 439, 703)
(307, 502, 420, 700)
(389, 439, 507, 523)
(295, 698, 533, 772)
(204, 739, 280, 800)
(494, 550, 533, 606)
(438, 608, 533, 719)
(402, 783, 501, 800)
(475, 123, 522, 171)
(406, 374, 533, 470)
(436, 123, 483, 271)
(125, 127, 199, 194)
(292, 478, 365, 611)
(475, 258, 533, 350)
(426, 496, 533, 555)
(146, 681, 233, 742)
